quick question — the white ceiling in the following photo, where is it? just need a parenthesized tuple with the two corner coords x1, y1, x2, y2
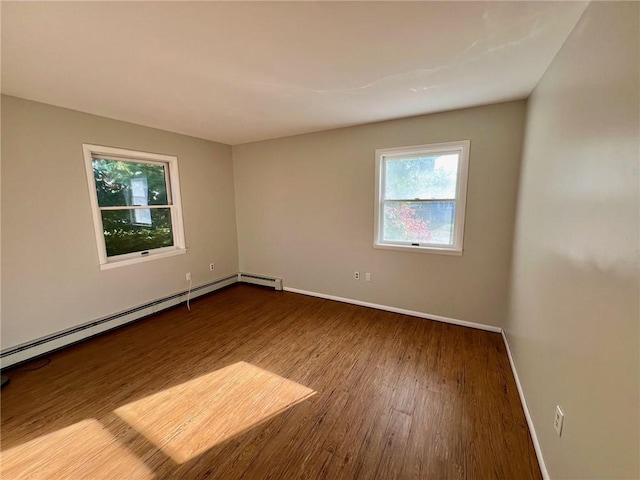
(1, 1, 588, 145)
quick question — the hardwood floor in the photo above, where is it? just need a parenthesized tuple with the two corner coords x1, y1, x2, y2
(1, 284, 541, 479)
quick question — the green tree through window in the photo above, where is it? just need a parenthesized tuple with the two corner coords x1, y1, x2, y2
(92, 158, 173, 257)
(83, 144, 186, 268)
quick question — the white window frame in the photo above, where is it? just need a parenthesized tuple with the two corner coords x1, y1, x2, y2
(374, 140, 470, 255)
(82, 144, 187, 270)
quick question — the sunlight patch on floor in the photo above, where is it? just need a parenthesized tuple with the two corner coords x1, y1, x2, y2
(114, 361, 315, 464)
(0, 419, 154, 480)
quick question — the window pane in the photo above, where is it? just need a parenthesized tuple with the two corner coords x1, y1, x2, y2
(384, 154, 459, 200)
(383, 201, 455, 245)
(92, 158, 168, 207)
(101, 208, 174, 257)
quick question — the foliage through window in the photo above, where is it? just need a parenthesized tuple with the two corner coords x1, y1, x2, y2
(83, 145, 186, 268)
(374, 141, 470, 254)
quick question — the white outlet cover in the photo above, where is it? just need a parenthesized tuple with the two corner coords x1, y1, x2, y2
(554, 405, 564, 436)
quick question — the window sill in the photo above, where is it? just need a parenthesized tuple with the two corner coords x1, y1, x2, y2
(373, 243, 463, 256)
(99, 248, 187, 270)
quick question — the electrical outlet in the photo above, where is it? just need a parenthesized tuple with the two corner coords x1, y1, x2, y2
(554, 405, 564, 436)
(354, 271, 360, 280)
(186, 272, 191, 282)
(209, 263, 215, 271)
(365, 272, 371, 281)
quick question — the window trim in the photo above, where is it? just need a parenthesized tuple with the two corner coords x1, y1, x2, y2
(374, 140, 470, 255)
(82, 144, 187, 270)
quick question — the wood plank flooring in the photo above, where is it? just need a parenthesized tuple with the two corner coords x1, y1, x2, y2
(0, 284, 541, 479)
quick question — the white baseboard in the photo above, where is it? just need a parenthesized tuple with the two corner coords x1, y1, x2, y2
(1, 274, 238, 369)
(283, 287, 546, 476)
(501, 330, 549, 480)
(2, 276, 547, 480)
(283, 286, 502, 333)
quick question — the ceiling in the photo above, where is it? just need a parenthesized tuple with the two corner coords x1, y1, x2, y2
(1, 1, 588, 145)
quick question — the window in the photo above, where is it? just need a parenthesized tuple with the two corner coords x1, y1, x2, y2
(374, 140, 470, 255)
(83, 144, 186, 269)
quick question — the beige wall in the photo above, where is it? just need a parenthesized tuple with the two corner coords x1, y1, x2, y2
(1, 96, 239, 350)
(507, 2, 639, 478)
(233, 101, 526, 328)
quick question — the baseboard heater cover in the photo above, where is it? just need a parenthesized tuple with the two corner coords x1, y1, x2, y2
(237, 272, 283, 291)
(1, 274, 238, 369)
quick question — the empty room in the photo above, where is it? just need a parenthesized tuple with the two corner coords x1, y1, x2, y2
(1, 1, 638, 479)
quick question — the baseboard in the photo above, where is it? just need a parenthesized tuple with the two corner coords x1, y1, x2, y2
(3, 275, 547, 478)
(501, 330, 549, 480)
(0, 274, 238, 369)
(283, 286, 502, 333)
(283, 286, 546, 475)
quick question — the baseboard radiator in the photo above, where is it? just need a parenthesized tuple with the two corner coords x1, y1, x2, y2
(1, 274, 238, 369)
(237, 272, 283, 291)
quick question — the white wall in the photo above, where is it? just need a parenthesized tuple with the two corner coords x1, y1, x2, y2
(233, 101, 526, 328)
(507, 2, 639, 478)
(1, 96, 239, 350)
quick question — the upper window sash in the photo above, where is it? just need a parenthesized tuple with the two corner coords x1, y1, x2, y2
(91, 156, 173, 208)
